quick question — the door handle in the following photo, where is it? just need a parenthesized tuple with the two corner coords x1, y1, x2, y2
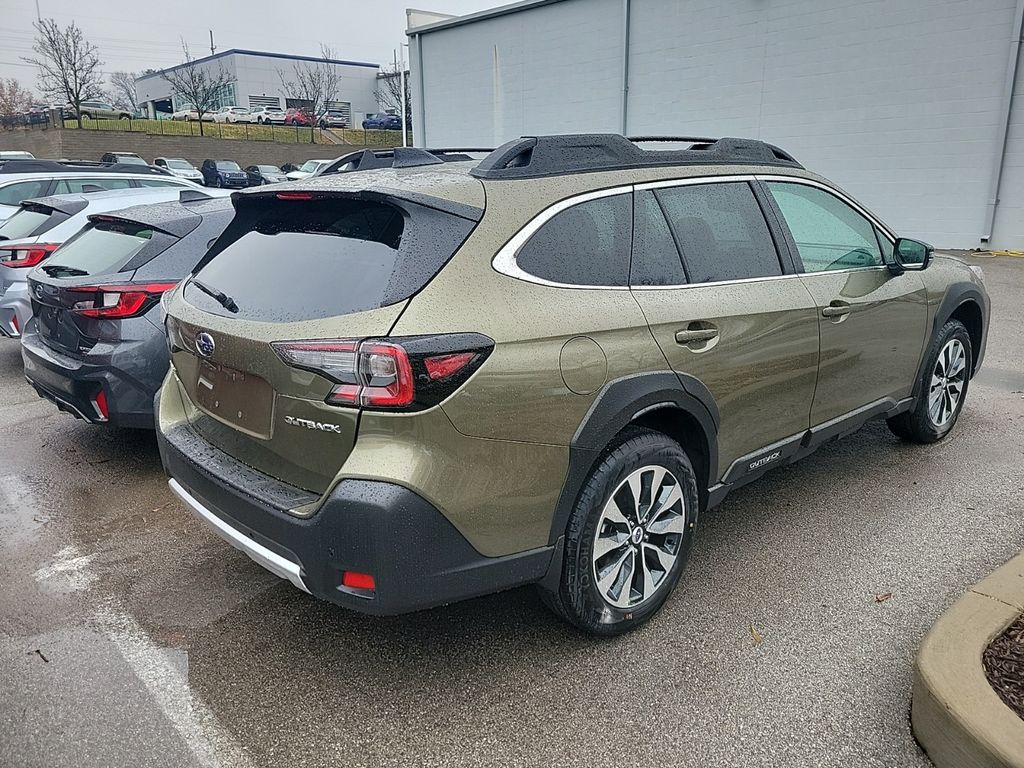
(675, 328, 719, 344)
(821, 303, 851, 318)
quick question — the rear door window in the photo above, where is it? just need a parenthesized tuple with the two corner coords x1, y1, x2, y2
(655, 182, 782, 283)
(37, 222, 173, 277)
(184, 197, 475, 321)
(0, 180, 50, 207)
(55, 178, 132, 194)
(631, 190, 686, 286)
(514, 193, 631, 286)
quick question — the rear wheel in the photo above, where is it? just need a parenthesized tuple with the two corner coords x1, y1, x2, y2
(539, 428, 698, 636)
(888, 319, 972, 443)
(80, 112, 91, 120)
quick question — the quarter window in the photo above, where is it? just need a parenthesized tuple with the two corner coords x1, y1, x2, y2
(515, 194, 631, 286)
(655, 182, 782, 283)
(767, 182, 882, 272)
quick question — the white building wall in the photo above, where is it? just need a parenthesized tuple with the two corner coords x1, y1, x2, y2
(136, 51, 380, 124)
(411, 0, 1024, 249)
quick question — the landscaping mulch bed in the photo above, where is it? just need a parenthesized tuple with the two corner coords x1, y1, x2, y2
(984, 615, 1024, 720)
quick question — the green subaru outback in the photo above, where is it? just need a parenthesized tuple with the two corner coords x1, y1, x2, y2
(156, 135, 989, 635)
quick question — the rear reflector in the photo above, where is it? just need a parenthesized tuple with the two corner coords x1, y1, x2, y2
(68, 282, 178, 319)
(0, 243, 59, 268)
(424, 352, 476, 381)
(11, 313, 19, 334)
(92, 389, 109, 421)
(341, 571, 375, 591)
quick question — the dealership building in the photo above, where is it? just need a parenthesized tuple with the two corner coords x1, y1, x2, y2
(135, 49, 382, 127)
(408, 0, 1024, 249)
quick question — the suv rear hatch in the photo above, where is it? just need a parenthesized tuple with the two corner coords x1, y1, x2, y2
(29, 213, 193, 354)
(164, 187, 481, 495)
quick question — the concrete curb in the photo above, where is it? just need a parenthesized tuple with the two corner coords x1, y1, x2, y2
(912, 553, 1024, 768)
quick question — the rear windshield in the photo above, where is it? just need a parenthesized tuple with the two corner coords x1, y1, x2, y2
(184, 196, 475, 321)
(166, 159, 193, 170)
(0, 208, 56, 240)
(37, 221, 174, 278)
(216, 161, 240, 171)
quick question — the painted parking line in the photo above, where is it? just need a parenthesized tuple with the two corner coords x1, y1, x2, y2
(4, 473, 254, 768)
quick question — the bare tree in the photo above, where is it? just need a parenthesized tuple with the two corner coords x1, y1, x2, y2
(374, 65, 411, 128)
(22, 18, 104, 128)
(160, 41, 232, 135)
(278, 45, 341, 142)
(109, 71, 139, 112)
(0, 78, 33, 125)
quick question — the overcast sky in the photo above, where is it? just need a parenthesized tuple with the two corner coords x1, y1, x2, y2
(1, 0, 497, 96)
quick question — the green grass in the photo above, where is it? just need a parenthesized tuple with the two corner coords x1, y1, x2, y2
(62, 118, 404, 146)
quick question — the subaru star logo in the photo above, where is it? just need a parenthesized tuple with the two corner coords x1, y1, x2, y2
(195, 332, 215, 358)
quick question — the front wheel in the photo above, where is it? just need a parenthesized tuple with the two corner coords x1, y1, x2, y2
(213, 177, 222, 188)
(538, 428, 699, 636)
(888, 319, 972, 443)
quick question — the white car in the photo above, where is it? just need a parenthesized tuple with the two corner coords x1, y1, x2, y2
(0, 151, 35, 160)
(248, 106, 286, 124)
(170, 104, 214, 122)
(0, 186, 229, 337)
(285, 159, 333, 180)
(0, 159, 200, 225)
(153, 157, 204, 183)
(212, 106, 253, 124)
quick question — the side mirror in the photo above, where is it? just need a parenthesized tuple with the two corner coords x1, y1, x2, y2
(889, 237, 932, 274)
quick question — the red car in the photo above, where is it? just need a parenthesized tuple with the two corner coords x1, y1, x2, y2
(283, 108, 313, 126)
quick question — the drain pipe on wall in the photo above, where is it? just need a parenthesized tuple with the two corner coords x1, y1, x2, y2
(620, 0, 631, 134)
(981, 0, 1024, 244)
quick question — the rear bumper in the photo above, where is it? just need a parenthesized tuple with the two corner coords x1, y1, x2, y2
(21, 322, 167, 429)
(156, 419, 553, 616)
(0, 281, 30, 338)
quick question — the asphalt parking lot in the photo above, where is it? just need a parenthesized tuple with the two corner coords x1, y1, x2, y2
(1, 254, 1022, 768)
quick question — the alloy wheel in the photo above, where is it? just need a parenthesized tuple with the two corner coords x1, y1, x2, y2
(592, 465, 687, 609)
(928, 338, 967, 426)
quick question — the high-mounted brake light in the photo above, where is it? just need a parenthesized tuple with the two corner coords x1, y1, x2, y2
(276, 192, 313, 200)
(68, 282, 178, 319)
(0, 243, 59, 268)
(272, 335, 494, 411)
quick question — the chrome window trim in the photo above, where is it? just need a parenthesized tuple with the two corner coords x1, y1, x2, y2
(490, 172, 898, 290)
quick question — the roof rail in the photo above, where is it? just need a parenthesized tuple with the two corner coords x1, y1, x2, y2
(470, 134, 802, 180)
(317, 147, 494, 177)
(0, 158, 172, 176)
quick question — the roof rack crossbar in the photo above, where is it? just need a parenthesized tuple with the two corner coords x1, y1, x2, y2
(470, 133, 802, 180)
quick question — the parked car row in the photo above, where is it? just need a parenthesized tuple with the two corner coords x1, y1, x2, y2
(165, 105, 366, 129)
(0, 135, 990, 638)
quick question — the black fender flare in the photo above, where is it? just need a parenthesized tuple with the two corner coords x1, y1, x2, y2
(911, 281, 989, 400)
(545, 370, 719, 549)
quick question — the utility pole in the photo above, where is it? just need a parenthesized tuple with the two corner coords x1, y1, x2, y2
(209, 30, 216, 57)
(35, 0, 41, 21)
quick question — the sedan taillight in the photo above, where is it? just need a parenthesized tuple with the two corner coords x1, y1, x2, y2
(272, 334, 494, 411)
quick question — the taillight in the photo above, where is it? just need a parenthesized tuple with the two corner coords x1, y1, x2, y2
(272, 334, 494, 411)
(0, 243, 59, 268)
(68, 282, 178, 319)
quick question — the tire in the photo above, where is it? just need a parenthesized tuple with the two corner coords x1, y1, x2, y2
(258, 117, 264, 124)
(119, 114, 130, 120)
(538, 427, 699, 636)
(80, 112, 91, 120)
(184, 115, 191, 122)
(887, 319, 972, 443)
(213, 177, 222, 188)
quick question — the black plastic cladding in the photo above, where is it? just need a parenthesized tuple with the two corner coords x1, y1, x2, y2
(470, 134, 803, 180)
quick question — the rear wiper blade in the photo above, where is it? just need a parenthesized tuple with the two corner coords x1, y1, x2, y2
(190, 277, 238, 313)
(41, 264, 87, 277)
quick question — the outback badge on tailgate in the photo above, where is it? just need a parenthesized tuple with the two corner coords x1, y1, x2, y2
(283, 415, 344, 434)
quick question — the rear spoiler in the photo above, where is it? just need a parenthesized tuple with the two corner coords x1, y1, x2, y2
(231, 187, 484, 222)
(19, 196, 90, 217)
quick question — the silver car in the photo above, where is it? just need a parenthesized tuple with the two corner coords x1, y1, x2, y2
(0, 187, 228, 337)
